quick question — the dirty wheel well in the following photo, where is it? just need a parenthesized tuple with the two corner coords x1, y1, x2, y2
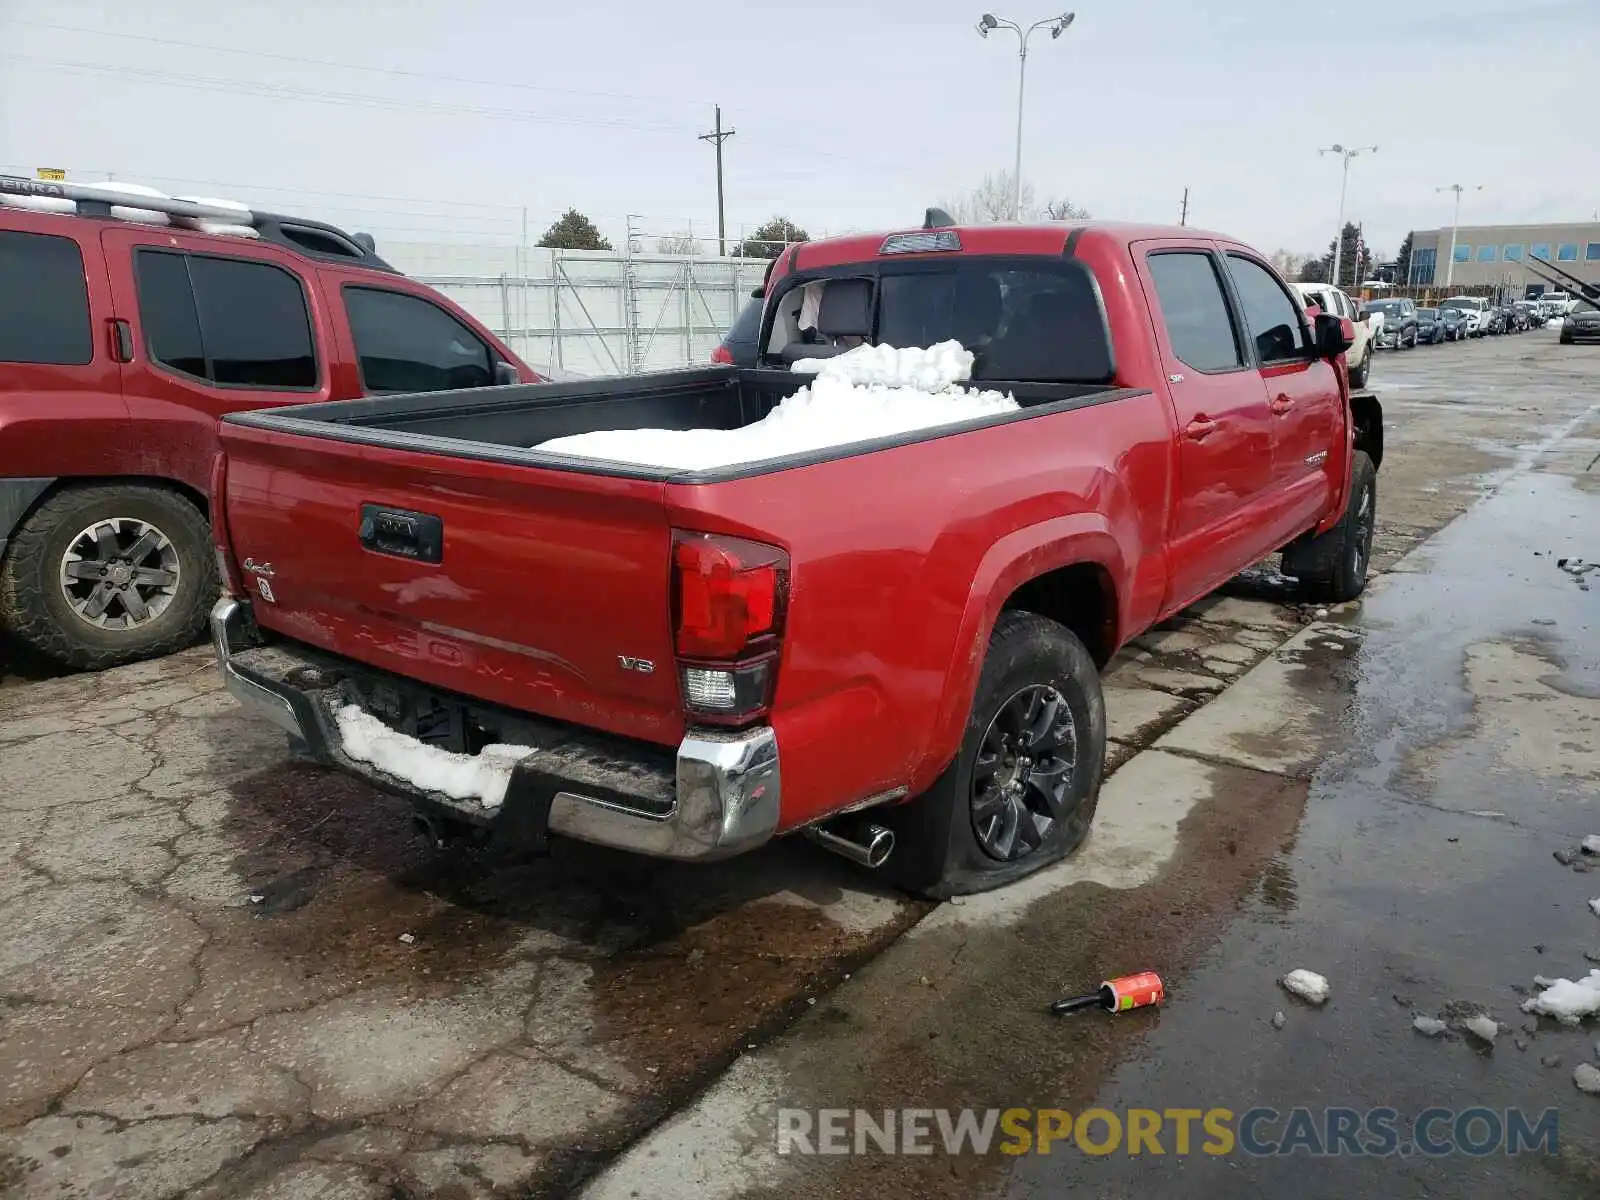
(1352, 394, 1383, 469)
(32, 476, 208, 528)
(1001, 563, 1117, 667)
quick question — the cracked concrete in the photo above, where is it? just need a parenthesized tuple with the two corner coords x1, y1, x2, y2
(2, 334, 1585, 1197)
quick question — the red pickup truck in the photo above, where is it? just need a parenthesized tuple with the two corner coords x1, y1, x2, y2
(0, 175, 535, 670)
(209, 218, 1381, 896)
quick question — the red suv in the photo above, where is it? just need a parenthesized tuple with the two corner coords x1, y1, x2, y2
(0, 176, 536, 670)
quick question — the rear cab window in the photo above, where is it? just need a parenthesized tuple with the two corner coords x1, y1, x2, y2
(342, 286, 494, 394)
(766, 257, 1115, 383)
(133, 248, 318, 389)
(0, 229, 93, 366)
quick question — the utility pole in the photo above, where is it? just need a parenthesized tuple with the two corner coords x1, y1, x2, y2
(699, 105, 735, 257)
(1180, 186, 1189, 226)
(1435, 183, 1482, 288)
(1319, 144, 1377, 288)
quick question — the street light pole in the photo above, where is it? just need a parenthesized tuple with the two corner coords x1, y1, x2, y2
(1435, 184, 1482, 288)
(1318, 144, 1377, 287)
(978, 12, 1076, 221)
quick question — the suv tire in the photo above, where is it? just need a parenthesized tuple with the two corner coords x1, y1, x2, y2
(0, 484, 217, 670)
(877, 611, 1106, 898)
(1348, 344, 1372, 388)
(1282, 451, 1377, 605)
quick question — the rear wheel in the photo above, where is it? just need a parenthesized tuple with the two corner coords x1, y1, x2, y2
(0, 484, 216, 670)
(1282, 451, 1377, 605)
(878, 612, 1106, 898)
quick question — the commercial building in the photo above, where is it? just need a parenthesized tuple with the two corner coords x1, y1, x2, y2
(1406, 222, 1600, 292)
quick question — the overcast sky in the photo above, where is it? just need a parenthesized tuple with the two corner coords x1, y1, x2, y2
(2, 0, 1596, 258)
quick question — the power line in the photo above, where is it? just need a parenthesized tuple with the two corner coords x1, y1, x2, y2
(2, 56, 700, 134)
(10, 19, 711, 110)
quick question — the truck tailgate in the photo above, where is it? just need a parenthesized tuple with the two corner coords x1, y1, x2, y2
(218, 422, 686, 747)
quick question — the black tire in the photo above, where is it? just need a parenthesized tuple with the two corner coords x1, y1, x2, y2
(877, 611, 1106, 899)
(1282, 451, 1377, 605)
(1560, 334, 1574, 345)
(1348, 345, 1371, 388)
(0, 484, 217, 670)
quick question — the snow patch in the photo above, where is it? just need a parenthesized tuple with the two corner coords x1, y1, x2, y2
(1464, 1014, 1500, 1043)
(1582, 835, 1600, 855)
(1280, 969, 1330, 1005)
(1521, 970, 1600, 1026)
(1577, 1063, 1600, 1096)
(91, 181, 173, 226)
(335, 704, 535, 809)
(1591, 898, 1600, 917)
(536, 341, 1019, 470)
(173, 194, 259, 238)
(1412, 1016, 1449, 1037)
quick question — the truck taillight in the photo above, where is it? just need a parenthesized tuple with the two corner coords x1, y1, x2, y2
(710, 344, 734, 365)
(672, 531, 788, 725)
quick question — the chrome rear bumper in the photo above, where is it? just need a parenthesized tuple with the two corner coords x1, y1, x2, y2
(209, 598, 780, 861)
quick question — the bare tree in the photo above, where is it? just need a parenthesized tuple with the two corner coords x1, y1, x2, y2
(1269, 249, 1305, 280)
(655, 231, 698, 255)
(1041, 197, 1091, 221)
(940, 172, 1089, 223)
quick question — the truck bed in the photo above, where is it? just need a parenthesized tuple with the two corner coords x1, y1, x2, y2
(222, 366, 1128, 482)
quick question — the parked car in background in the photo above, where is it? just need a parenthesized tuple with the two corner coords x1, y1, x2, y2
(1560, 301, 1600, 344)
(1482, 307, 1508, 335)
(1294, 282, 1375, 385)
(1513, 300, 1543, 328)
(0, 175, 537, 670)
(1440, 295, 1491, 337)
(1367, 298, 1419, 349)
(207, 217, 1381, 895)
(711, 290, 765, 366)
(1439, 308, 1470, 341)
(1414, 308, 1448, 344)
(1503, 305, 1529, 333)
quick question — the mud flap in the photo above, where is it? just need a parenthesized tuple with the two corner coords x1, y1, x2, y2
(495, 761, 560, 855)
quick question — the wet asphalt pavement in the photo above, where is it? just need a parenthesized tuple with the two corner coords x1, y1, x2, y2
(2, 329, 1597, 1198)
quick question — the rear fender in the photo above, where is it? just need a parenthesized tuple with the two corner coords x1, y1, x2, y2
(917, 515, 1125, 789)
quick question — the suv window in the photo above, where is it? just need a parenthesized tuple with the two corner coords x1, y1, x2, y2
(134, 250, 317, 388)
(1146, 252, 1243, 372)
(0, 230, 92, 366)
(344, 287, 493, 394)
(1226, 255, 1310, 362)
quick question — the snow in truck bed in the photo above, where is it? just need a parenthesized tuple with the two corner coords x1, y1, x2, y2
(535, 341, 1019, 470)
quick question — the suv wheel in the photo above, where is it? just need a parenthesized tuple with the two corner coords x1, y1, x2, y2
(877, 612, 1106, 898)
(0, 484, 217, 670)
(1281, 451, 1377, 604)
(1349, 344, 1372, 388)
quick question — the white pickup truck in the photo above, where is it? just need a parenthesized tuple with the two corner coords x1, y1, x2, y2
(1295, 283, 1374, 387)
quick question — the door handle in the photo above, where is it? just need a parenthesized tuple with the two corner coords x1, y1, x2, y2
(106, 318, 133, 363)
(1270, 393, 1294, 414)
(1184, 416, 1218, 441)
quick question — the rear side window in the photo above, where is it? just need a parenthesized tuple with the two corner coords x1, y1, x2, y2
(0, 230, 92, 365)
(1225, 255, 1310, 363)
(725, 297, 764, 345)
(1146, 252, 1242, 372)
(134, 250, 317, 388)
(344, 287, 493, 394)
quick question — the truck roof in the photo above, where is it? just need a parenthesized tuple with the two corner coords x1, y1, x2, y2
(787, 220, 1239, 271)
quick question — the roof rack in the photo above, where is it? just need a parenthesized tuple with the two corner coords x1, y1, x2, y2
(0, 174, 396, 274)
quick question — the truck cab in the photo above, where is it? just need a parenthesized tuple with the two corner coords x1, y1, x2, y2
(0, 175, 536, 670)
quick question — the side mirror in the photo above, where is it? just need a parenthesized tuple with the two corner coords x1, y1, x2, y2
(493, 360, 521, 386)
(1315, 312, 1355, 358)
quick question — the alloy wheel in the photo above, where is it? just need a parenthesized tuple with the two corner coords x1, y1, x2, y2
(58, 518, 180, 630)
(971, 684, 1080, 862)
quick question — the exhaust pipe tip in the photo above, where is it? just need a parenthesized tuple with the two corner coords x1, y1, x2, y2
(805, 821, 895, 869)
